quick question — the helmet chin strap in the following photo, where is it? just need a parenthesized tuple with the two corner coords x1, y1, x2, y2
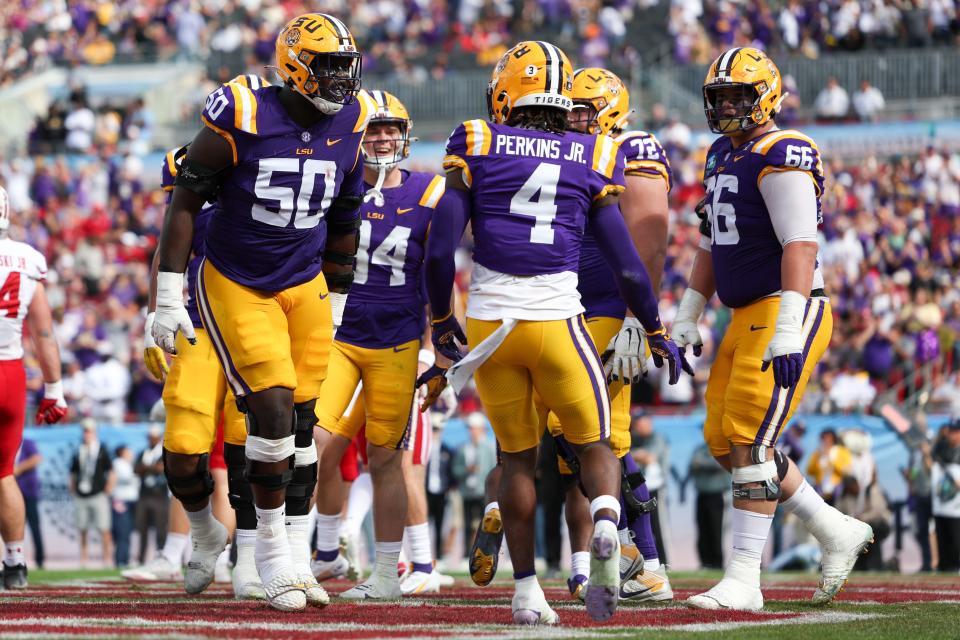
(363, 166, 388, 207)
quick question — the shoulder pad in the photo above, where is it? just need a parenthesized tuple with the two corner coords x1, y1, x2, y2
(590, 134, 621, 179)
(160, 146, 188, 191)
(418, 175, 446, 209)
(227, 74, 270, 90)
(202, 82, 262, 136)
(442, 120, 489, 188)
(616, 130, 672, 188)
(751, 130, 824, 194)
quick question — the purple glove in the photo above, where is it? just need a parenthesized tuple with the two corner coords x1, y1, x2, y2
(430, 313, 466, 363)
(761, 352, 804, 389)
(647, 329, 695, 385)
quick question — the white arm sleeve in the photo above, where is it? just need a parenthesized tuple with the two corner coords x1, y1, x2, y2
(759, 170, 819, 246)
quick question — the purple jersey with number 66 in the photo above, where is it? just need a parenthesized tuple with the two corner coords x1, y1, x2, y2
(336, 170, 443, 349)
(443, 119, 626, 276)
(199, 82, 373, 291)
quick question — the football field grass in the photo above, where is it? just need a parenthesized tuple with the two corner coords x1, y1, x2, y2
(1, 570, 957, 639)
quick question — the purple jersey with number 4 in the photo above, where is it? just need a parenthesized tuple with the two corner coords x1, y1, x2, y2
(336, 170, 443, 349)
(578, 131, 673, 319)
(199, 82, 372, 291)
(161, 147, 213, 329)
(443, 119, 626, 276)
(702, 129, 824, 308)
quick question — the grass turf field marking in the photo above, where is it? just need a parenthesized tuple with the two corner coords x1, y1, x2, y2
(663, 610, 881, 632)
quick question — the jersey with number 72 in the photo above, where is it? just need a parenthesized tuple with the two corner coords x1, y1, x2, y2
(443, 119, 626, 276)
(701, 129, 825, 309)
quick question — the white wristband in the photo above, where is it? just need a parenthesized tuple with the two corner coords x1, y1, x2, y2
(44, 380, 64, 400)
(418, 349, 436, 367)
(776, 290, 807, 334)
(156, 271, 185, 305)
(676, 288, 708, 323)
(329, 292, 347, 328)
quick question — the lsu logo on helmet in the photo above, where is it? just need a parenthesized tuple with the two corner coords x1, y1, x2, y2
(702, 47, 785, 135)
(273, 13, 361, 115)
(571, 68, 634, 136)
(360, 90, 413, 170)
(487, 41, 574, 124)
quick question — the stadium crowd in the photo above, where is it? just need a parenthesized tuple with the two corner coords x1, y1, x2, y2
(2, 0, 958, 88)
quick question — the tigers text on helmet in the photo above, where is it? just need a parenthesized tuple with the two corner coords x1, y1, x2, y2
(703, 47, 785, 135)
(487, 41, 574, 125)
(571, 67, 634, 136)
(361, 90, 413, 171)
(274, 13, 361, 115)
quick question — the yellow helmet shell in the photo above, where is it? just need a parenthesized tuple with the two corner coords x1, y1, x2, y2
(571, 67, 633, 135)
(702, 47, 784, 134)
(360, 89, 413, 169)
(487, 41, 574, 124)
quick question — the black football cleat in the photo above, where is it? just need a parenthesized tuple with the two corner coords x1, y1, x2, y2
(3, 563, 28, 590)
(469, 507, 504, 587)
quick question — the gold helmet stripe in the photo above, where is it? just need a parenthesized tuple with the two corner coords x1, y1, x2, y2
(716, 47, 743, 79)
(320, 13, 350, 39)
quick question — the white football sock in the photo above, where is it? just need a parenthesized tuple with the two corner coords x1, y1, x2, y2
(186, 504, 218, 542)
(235, 529, 256, 568)
(4, 541, 25, 567)
(374, 540, 402, 582)
(643, 558, 661, 572)
(514, 574, 544, 598)
(256, 505, 291, 580)
(405, 523, 433, 567)
(314, 512, 341, 555)
(725, 507, 773, 589)
(780, 479, 826, 522)
(161, 532, 189, 565)
(571, 551, 590, 578)
(285, 514, 312, 568)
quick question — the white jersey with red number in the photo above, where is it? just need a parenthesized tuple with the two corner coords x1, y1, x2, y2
(0, 238, 47, 360)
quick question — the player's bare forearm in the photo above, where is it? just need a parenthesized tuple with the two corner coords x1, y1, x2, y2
(27, 283, 61, 383)
(148, 251, 160, 312)
(781, 241, 818, 296)
(688, 247, 716, 300)
(622, 175, 669, 291)
(323, 231, 358, 294)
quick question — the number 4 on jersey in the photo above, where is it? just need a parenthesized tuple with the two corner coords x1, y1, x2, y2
(510, 162, 560, 244)
(0, 271, 20, 319)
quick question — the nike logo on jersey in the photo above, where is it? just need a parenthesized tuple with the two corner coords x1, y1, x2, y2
(393, 346, 410, 353)
(326, 138, 342, 147)
(734, 155, 745, 162)
(750, 324, 767, 331)
(397, 207, 414, 214)
(319, 293, 329, 300)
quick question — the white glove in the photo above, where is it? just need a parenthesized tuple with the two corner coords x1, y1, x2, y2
(329, 292, 347, 338)
(671, 288, 707, 356)
(603, 317, 647, 384)
(152, 271, 195, 355)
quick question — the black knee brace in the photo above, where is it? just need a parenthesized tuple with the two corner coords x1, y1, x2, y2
(224, 443, 256, 530)
(619, 458, 657, 520)
(286, 399, 318, 516)
(774, 448, 790, 481)
(293, 399, 317, 449)
(163, 450, 214, 506)
(236, 396, 295, 491)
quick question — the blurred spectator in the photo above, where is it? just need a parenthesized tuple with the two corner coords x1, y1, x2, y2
(689, 442, 726, 569)
(806, 428, 852, 500)
(425, 421, 454, 564)
(852, 80, 886, 122)
(814, 77, 850, 122)
(932, 421, 960, 572)
(64, 93, 96, 154)
(69, 420, 114, 568)
(630, 411, 670, 563)
(451, 412, 497, 561)
(134, 425, 168, 566)
(14, 439, 44, 569)
(81, 342, 131, 424)
(110, 445, 139, 569)
(835, 472, 891, 570)
(905, 439, 935, 572)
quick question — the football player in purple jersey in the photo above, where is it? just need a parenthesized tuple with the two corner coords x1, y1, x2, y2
(418, 41, 690, 625)
(153, 14, 372, 612)
(562, 67, 674, 603)
(310, 90, 445, 600)
(670, 47, 873, 611)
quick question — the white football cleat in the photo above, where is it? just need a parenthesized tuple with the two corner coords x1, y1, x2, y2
(584, 521, 620, 622)
(687, 577, 763, 611)
(299, 573, 330, 607)
(121, 556, 182, 582)
(400, 570, 441, 595)
(340, 576, 402, 600)
(435, 571, 456, 587)
(620, 565, 674, 602)
(512, 588, 559, 625)
(185, 520, 228, 594)
(813, 517, 874, 604)
(232, 554, 267, 600)
(311, 554, 350, 582)
(214, 547, 231, 583)
(262, 570, 308, 612)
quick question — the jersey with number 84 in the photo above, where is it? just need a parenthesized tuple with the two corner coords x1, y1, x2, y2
(701, 129, 825, 308)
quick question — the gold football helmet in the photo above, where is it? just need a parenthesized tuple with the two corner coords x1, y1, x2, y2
(487, 41, 574, 124)
(571, 67, 633, 135)
(361, 90, 413, 170)
(702, 47, 785, 134)
(274, 13, 361, 114)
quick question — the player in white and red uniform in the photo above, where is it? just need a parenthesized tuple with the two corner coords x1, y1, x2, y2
(0, 186, 67, 590)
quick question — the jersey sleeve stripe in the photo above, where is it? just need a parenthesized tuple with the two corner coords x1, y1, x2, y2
(592, 136, 616, 178)
(201, 115, 238, 166)
(753, 129, 819, 155)
(592, 183, 625, 201)
(419, 175, 446, 208)
(625, 161, 670, 186)
(162, 150, 178, 191)
(442, 155, 472, 188)
(757, 165, 821, 195)
(466, 120, 490, 156)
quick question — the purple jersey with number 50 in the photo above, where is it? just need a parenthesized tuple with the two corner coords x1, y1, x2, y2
(443, 120, 626, 276)
(336, 170, 443, 349)
(578, 130, 673, 319)
(702, 128, 825, 308)
(199, 82, 373, 291)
